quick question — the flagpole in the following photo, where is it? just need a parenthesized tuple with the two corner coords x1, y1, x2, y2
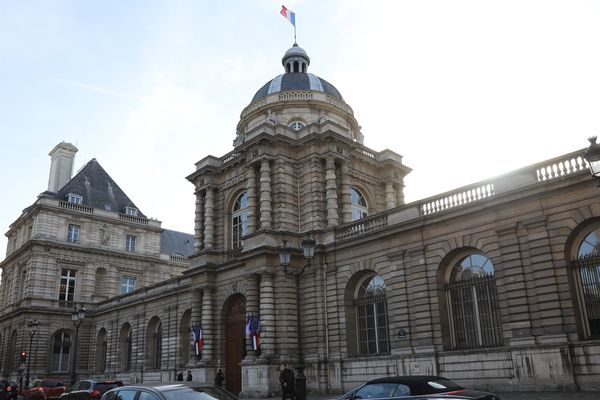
(294, 24, 297, 44)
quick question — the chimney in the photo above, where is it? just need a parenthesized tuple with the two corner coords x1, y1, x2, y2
(47, 142, 78, 193)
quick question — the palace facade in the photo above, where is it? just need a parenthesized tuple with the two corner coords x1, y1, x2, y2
(1, 44, 599, 396)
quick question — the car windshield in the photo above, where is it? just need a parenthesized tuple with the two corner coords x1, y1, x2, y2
(96, 384, 121, 393)
(162, 386, 237, 400)
(423, 379, 464, 394)
(41, 381, 63, 388)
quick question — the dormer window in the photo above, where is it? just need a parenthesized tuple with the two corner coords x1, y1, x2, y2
(289, 121, 305, 130)
(67, 194, 83, 204)
(125, 207, 138, 216)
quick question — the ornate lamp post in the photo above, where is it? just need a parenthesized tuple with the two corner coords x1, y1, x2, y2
(584, 136, 600, 185)
(278, 234, 316, 400)
(25, 320, 39, 389)
(70, 306, 86, 385)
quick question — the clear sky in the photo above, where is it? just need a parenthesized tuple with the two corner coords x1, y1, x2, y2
(1, 1, 599, 261)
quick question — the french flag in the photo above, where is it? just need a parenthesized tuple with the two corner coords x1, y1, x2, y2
(280, 5, 295, 27)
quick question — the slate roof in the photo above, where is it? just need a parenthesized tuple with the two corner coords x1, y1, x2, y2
(160, 229, 194, 257)
(46, 158, 146, 217)
(252, 73, 343, 103)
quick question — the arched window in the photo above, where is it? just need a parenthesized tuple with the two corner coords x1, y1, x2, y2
(146, 317, 162, 370)
(51, 331, 71, 372)
(573, 229, 600, 338)
(354, 274, 390, 355)
(232, 192, 249, 249)
(350, 187, 368, 221)
(288, 121, 305, 130)
(445, 253, 502, 349)
(179, 310, 192, 366)
(5, 331, 16, 372)
(95, 328, 107, 372)
(119, 323, 132, 371)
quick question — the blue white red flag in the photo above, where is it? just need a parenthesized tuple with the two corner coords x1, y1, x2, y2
(246, 315, 261, 351)
(192, 324, 203, 355)
(280, 5, 296, 27)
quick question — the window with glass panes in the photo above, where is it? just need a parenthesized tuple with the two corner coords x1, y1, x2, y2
(445, 253, 503, 349)
(350, 187, 368, 221)
(355, 274, 390, 355)
(573, 228, 600, 338)
(58, 269, 76, 306)
(232, 192, 249, 249)
(67, 224, 80, 242)
(125, 235, 136, 252)
(120, 276, 136, 294)
(52, 331, 71, 372)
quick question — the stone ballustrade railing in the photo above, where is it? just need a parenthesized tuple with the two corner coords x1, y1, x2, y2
(335, 149, 587, 241)
(118, 213, 149, 225)
(169, 254, 189, 263)
(59, 201, 94, 214)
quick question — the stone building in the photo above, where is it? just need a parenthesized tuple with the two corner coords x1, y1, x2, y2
(1, 44, 600, 396)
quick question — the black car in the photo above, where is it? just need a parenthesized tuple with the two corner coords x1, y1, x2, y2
(0, 380, 18, 400)
(100, 383, 238, 400)
(60, 381, 123, 400)
(337, 376, 499, 400)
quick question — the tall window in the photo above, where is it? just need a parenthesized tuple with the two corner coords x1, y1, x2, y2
(120, 276, 136, 294)
(350, 187, 368, 221)
(6, 331, 17, 372)
(67, 194, 82, 204)
(355, 274, 390, 355)
(573, 229, 600, 338)
(95, 329, 107, 372)
(59, 269, 76, 306)
(51, 331, 71, 372)
(232, 192, 249, 249)
(125, 235, 136, 252)
(119, 324, 132, 371)
(125, 207, 138, 216)
(154, 323, 162, 369)
(67, 224, 80, 243)
(445, 253, 503, 349)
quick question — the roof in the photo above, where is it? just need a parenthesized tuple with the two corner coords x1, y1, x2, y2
(160, 229, 194, 257)
(251, 73, 343, 103)
(44, 159, 146, 217)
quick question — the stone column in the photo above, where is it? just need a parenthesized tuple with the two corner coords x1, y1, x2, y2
(340, 161, 352, 223)
(204, 187, 215, 250)
(385, 182, 396, 209)
(259, 159, 272, 229)
(194, 190, 205, 252)
(201, 288, 215, 361)
(245, 274, 260, 358)
(190, 289, 203, 362)
(325, 157, 339, 227)
(395, 182, 405, 206)
(247, 165, 258, 234)
(259, 272, 275, 358)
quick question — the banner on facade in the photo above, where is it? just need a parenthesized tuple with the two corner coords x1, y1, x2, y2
(192, 323, 203, 355)
(245, 315, 261, 351)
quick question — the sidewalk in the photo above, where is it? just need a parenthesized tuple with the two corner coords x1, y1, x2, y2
(260, 392, 600, 400)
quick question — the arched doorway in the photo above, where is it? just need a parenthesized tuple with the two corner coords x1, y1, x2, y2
(224, 294, 246, 395)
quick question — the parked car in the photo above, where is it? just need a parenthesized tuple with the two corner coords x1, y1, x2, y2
(336, 376, 500, 400)
(60, 380, 123, 400)
(0, 380, 18, 400)
(22, 380, 66, 400)
(100, 382, 238, 400)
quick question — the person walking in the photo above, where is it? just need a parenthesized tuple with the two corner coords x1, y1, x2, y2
(186, 370, 193, 381)
(214, 369, 224, 387)
(279, 363, 295, 400)
(176, 371, 184, 381)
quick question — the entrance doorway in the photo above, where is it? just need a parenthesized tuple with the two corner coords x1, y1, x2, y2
(224, 294, 246, 395)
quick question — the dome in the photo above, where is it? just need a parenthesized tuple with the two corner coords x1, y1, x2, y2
(251, 44, 343, 103)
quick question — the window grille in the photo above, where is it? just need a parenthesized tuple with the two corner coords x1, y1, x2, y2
(446, 275, 503, 349)
(354, 275, 390, 356)
(572, 255, 600, 338)
(154, 323, 162, 369)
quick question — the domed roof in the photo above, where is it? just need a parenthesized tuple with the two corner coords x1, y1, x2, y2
(251, 43, 343, 103)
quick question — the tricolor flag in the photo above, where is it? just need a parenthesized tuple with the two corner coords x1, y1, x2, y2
(246, 315, 261, 351)
(192, 324, 203, 355)
(280, 5, 295, 27)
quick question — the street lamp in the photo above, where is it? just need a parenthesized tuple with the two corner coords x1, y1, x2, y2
(70, 306, 86, 385)
(25, 320, 39, 389)
(278, 234, 316, 400)
(584, 136, 600, 185)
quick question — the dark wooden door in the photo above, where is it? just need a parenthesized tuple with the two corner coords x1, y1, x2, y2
(224, 294, 246, 396)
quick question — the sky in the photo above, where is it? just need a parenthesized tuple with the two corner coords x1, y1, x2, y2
(1, 0, 599, 261)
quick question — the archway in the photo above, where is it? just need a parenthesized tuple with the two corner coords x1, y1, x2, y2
(223, 294, 246, 395)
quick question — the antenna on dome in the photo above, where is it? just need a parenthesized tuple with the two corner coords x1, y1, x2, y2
(280, 5, 297, 44)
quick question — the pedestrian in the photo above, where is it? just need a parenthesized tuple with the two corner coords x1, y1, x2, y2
(176, 371, 184, 381)
(279, 363, 295, 400)
(214, 368, 224, 387)
(186, 370, 193, 381)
